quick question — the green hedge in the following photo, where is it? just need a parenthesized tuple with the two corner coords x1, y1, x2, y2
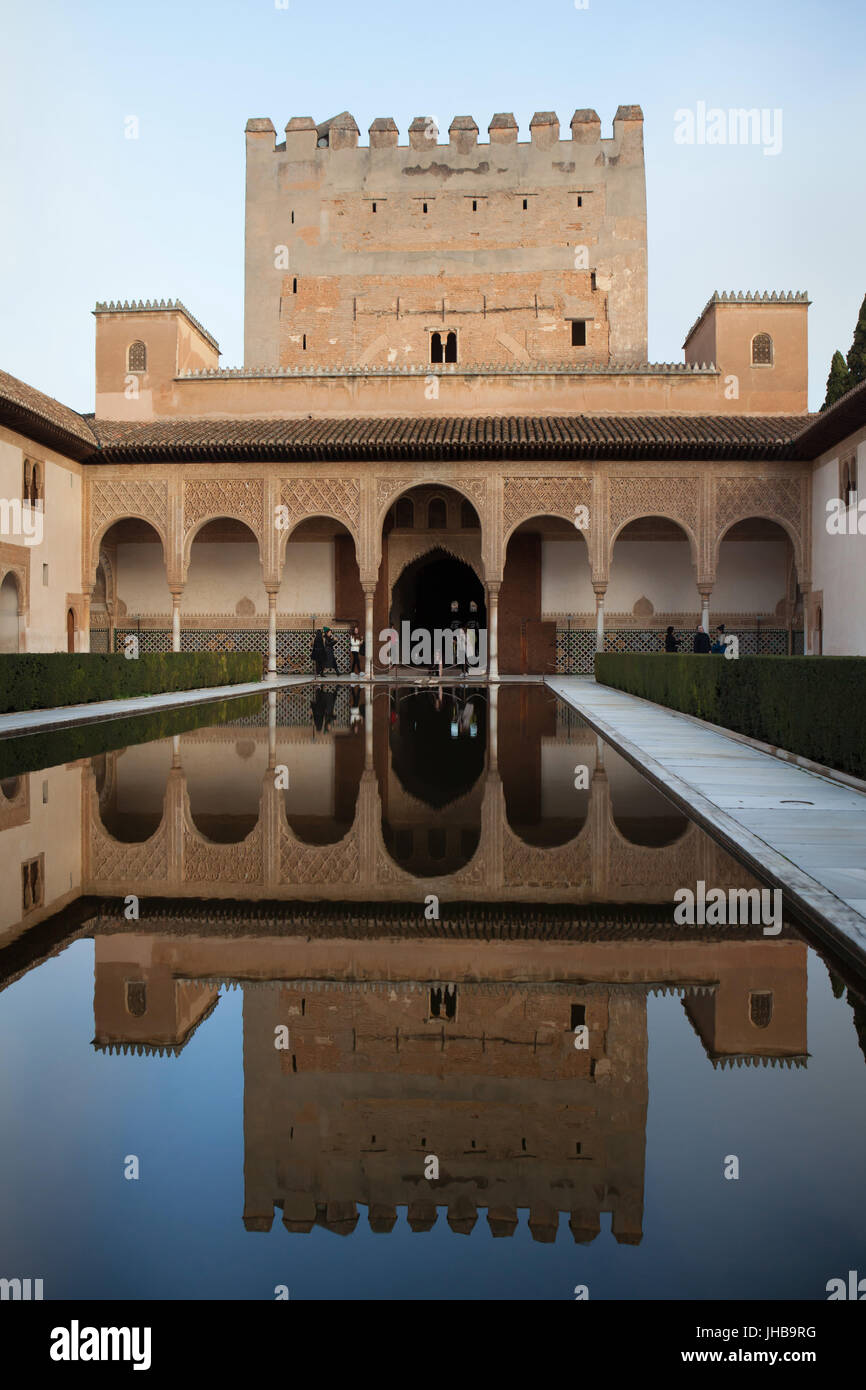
(0, 652, 262, 715)
(594, 653, 866, 780)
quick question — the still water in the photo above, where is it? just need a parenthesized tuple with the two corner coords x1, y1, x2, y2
(0, 683, 864, 1300)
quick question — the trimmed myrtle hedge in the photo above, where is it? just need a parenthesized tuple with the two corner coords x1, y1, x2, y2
(0, 652, 262, 716)
(594, 653, 866, 780)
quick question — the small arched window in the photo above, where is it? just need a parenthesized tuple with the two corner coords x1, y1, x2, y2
(395, 498, 414, 528)
(23, 458, 43, 509)
(128, 340, 147, 372)
(430, 332, 444, 364)
(427, 497, 447, 529)
(751, 332, 773, 366)
(749, 991, 773, 1028)
(444, 330, 458, 363)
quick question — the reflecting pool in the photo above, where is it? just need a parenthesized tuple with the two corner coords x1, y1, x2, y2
(1, 684, 865, 1300)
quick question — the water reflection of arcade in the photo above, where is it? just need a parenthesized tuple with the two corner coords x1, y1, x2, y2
(84, 685, 755, 903)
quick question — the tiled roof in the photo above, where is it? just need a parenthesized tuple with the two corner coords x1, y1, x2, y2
(0, 367, 98, 459)
(89, 413, 811, 462)
(792, 377, 866, 459)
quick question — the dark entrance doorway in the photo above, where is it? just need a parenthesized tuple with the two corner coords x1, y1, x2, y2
(390, 549, 485, 667)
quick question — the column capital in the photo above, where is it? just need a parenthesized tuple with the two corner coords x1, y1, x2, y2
(592, 582, 607, 599)
(486, 580, 501, 598)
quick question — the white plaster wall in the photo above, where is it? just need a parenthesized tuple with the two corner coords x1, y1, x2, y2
(0, 431, 83, 651)
(116, 542, 172, 614)
(541, 539, 593, 614)
(713, 541, 788, 613)
(114, 539, 335, 616)
(183, 541, 267, 614)
(607, 540, 696, 613)
(811, 432, 866, 654)
(279, 541, 334, 614)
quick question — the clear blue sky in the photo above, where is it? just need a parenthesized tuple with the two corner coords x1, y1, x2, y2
(1, 0, 863, 413)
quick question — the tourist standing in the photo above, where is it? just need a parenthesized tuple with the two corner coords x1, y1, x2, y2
(693, 625, 711, 654)
(349, 623, 362, 676)
(664, 625, 680, 653)
(310, 628, 326, 677)
(322, 625, 339, 674)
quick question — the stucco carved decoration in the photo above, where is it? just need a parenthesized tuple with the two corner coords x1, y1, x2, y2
(89, 479, 169, 573)
(183, 478, 265, 558)
(279, 478, 361, 546)
(608, 476, 700, 566)
(713, 477, 804, 574)
(502, 475, 592, 543)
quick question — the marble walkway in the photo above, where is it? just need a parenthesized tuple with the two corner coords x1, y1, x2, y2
(548, 676, 866, 972)
(0, 676, 308, 740)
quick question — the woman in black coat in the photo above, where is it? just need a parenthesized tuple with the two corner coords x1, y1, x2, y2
(310, 629, 326, 677)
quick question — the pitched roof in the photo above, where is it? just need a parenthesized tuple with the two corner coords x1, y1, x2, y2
(88, 413, 811, 462)
(792, 377, 866, 458)
(0, 367, 98, 459)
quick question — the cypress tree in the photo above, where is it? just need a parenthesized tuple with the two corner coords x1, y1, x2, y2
(845, 291, 866, 386)
(820, 350, 852, 411)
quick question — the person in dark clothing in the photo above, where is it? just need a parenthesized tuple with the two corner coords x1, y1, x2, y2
(693, 625, 711, 654)
(664, 625, 680, 653)
(322, 625, 339, 674)
(310, 628, 326, 677)
(711, 624, 727, 655)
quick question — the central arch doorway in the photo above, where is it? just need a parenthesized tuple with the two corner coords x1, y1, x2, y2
(390, 549, 485, 653)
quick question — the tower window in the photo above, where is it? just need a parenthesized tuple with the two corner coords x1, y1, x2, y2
(445, 330, 457, 363)
(523, 198, 528, 210)
(570, 1004, 586, 1029)
(752, 332, 773, 365)
(577, 194, 583, 208)
(590, 271, 597, 291)
(372, 202, 377, 213)
(302, 334, 307, 350)
(291, 210, 294, 224)
(127, 340, 146, 372)
(430, 332, 443, 364)
(571, 320, 587, 347)
(126, 982, 147, 1018)
(472, 200, 477, 212)
(749, 991, 773, 1028)
(292, 278, 298, 294)
(423, 202, 428, 214)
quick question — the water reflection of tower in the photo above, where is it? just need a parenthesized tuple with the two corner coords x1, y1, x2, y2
(242, 973, 648, 1243)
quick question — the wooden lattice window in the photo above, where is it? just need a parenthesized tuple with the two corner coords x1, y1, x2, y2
(127, 340, 147, 372)
(751, 332, 773, 365)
